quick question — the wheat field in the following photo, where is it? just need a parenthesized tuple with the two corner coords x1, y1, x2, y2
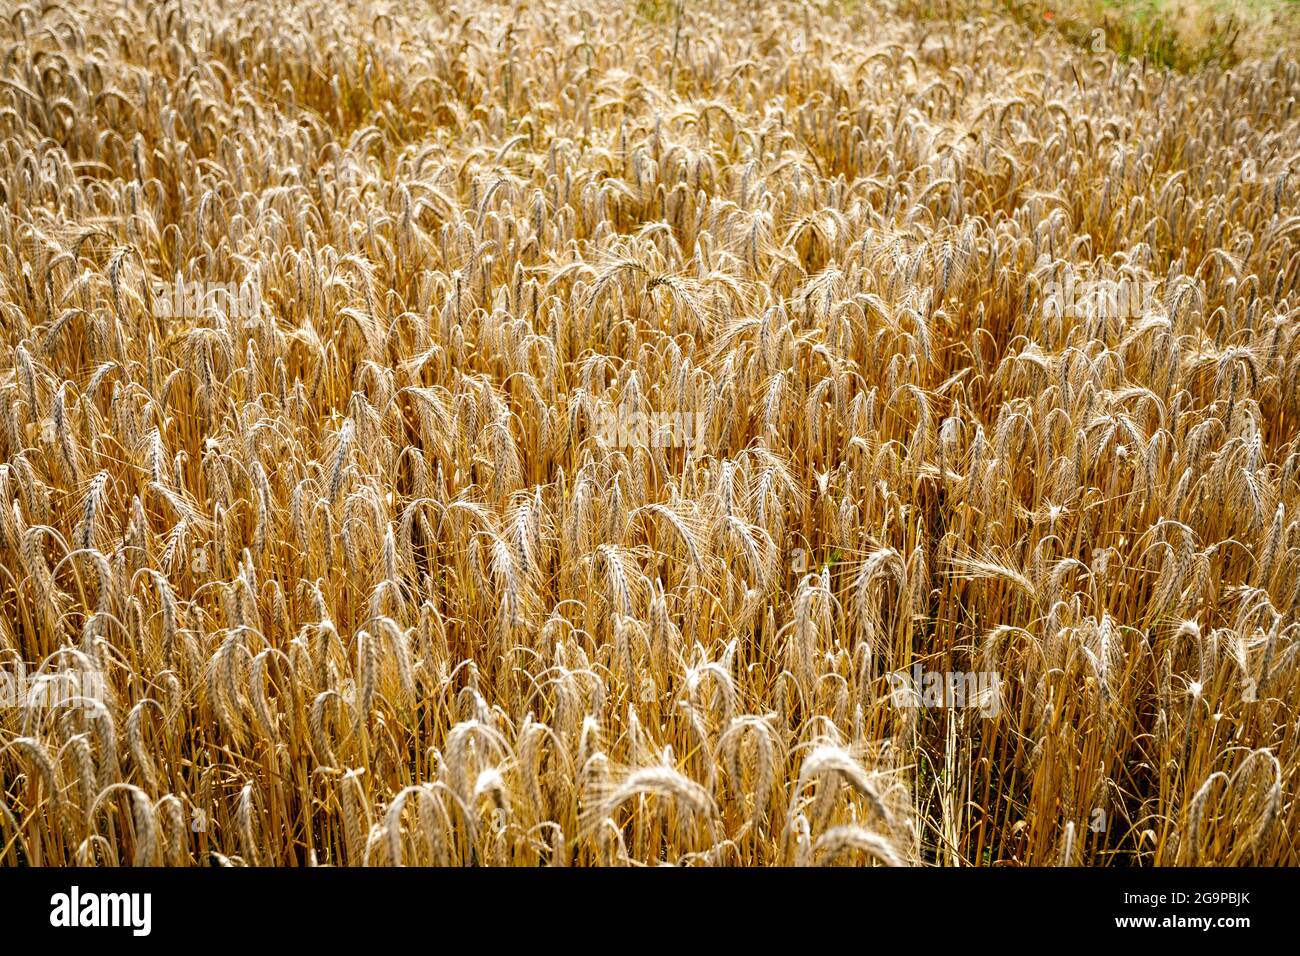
(0, 0, 1297, 867)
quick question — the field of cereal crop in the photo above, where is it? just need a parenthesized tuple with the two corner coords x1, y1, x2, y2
(1, 0, 1298, 868)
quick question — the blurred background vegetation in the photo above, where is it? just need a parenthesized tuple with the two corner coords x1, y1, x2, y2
(993, 0, 1299, 69)
(655, 0, 1300, 71)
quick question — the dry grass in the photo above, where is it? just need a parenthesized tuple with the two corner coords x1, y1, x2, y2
(0, 0, 1297, 867)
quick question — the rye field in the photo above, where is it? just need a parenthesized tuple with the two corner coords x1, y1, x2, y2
(0, 0, 1298, 867)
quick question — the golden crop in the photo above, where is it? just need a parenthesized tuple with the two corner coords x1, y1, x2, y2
(0, 0, 1297, 866)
